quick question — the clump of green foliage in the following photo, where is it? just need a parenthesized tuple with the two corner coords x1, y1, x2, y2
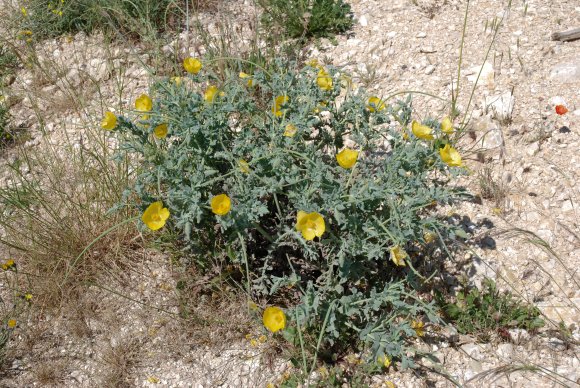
(436, 279, 544, 339)
(14, 0, 182, 40)
(112, 59, 469, 366)
(259, 0, 353, 40)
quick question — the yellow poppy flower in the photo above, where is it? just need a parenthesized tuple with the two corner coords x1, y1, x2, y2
(154, 123, 168, 139)
(367, 96, 385, 112)
(336, 148, 359, 169)
(272, 95, 289, 117)
(2, 259, 15, 271)
(7, 319, 16, 328)
(390, 245, 407, 266)
(141, 201, 170, 231)
(439, 144, 462, 167)
(211, 194, 231, 216)
(239, 159, 250, 174)
(24, 293, 33, 301)
(284, 124, 297, 137)
(135, 94, 153, 112)
(171, 76, 182, 86)
(411, 320, 425, 337)
(296, 211, 325, 240)
(316, 69, 333, 91)
(441, 117, 454, 134)
(183, 57, 202, 74)
(377, 355, 391, 368)
(239, 72, 253, 87)
(203, 85, 219, 103)
(263, 306, 286, 333)
(101, 111, 117, 130)
(411, 120, 434, 140)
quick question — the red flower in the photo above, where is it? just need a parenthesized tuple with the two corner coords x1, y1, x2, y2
(555, 105, 568, 115)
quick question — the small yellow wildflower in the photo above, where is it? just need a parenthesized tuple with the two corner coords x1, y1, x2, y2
(441, 117, 454, 134)
(439, 144, 462, 167)
(367, 96, 385, 112)
(24, 293, 33, 301)
(390, 245, 407, 266)
(239, 159, 250, 174)
(2, 259, 15, 271)
(402, 131, 409, 141)
(101, 111, 117, 130)
(21, 7, 27, 16)
(411, 120, 434, 140)
(7, 319, 16, 328)
(135, 94, 153, 113)
(318, 366, 329, 378)
(258, 334, 267, 343)
(266, 383, 275, 388)
(203, 85, 219, 103)
(250, 339, 258, 347)
(272, 95, 289, 117)
(239, 72, 254, 87)
(411, 320, 425, 337)
(263, 306, 286, 333)
(211, 194, 231, 216)
(296, 211, 325, 241)
(377, 355, 391, 368)
(171, 76, 182, 86)
(492, 207, 502, 215)
(147, 376, 160, 383)
(183, 57, 202, 74)
(284, 124, 297, 137)
(248, 300, 259, 311)
(385, 381, 396, 388)
(336, 148, 359, 169)
(316, 69, 333, 91)
(306, 58, 320, 67)
(154, 123, 168, 139)
(141, 201, 170, 231)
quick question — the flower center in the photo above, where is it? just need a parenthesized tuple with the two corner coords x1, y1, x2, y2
(151, 214, 161, 222)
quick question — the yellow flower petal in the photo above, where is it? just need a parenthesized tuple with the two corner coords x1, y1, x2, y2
(142, 201, 170, 231)
(411, 320, 425, 337)
(263, 306, 286, 333)
(171, 76, 182, 86)
(284, 124, 297, 137)
(239, 159, 250, 174)
(183, 57, 202, 74)
(101, 111, 117, 130)
(441, 117, 454, 134)
(390, 245, 407, 266)
(367, 96, 385, 112)
(336, 148, 359, 169)
(378, 355, 391, 368)
(316, 69, 333, 91)
(411, 120, 434, 140)
(439, 144, 462, 167)
(204, 85, 219, 103)
(272, 95, 289, 117)
(154, 123, 168, 139)
(7, 319, 16, 328)
(296, 212, 325, 240)
(211, 194, 231, 216)
(239, 72, 253, 87)
(135, 94, 153, 113)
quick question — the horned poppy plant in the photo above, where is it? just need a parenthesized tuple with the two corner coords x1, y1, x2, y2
(101, 111, 117, 130)
(367, 96, 385, 112)
(239, 72, 253, 87)
(135, 94, 152, 112)
(211, 194, 231, 215)
(441, 117, 454, 134)
(154, 123, 168, 139)
(284, 123, 297, 137)
(390, 245, 407, 266)
(411, 120, 434, 140)
(272, 95, 289, 117)
(316, 69, 333, 91)
(336, 148, 359, 169)
(263, 306, 286, 333)
(296, 211, 325, 240)
(141, 201, 170, 231)
(183, 57, 202, 74)
(555, 104, 568, 115)
(439, 144, 462, 167)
